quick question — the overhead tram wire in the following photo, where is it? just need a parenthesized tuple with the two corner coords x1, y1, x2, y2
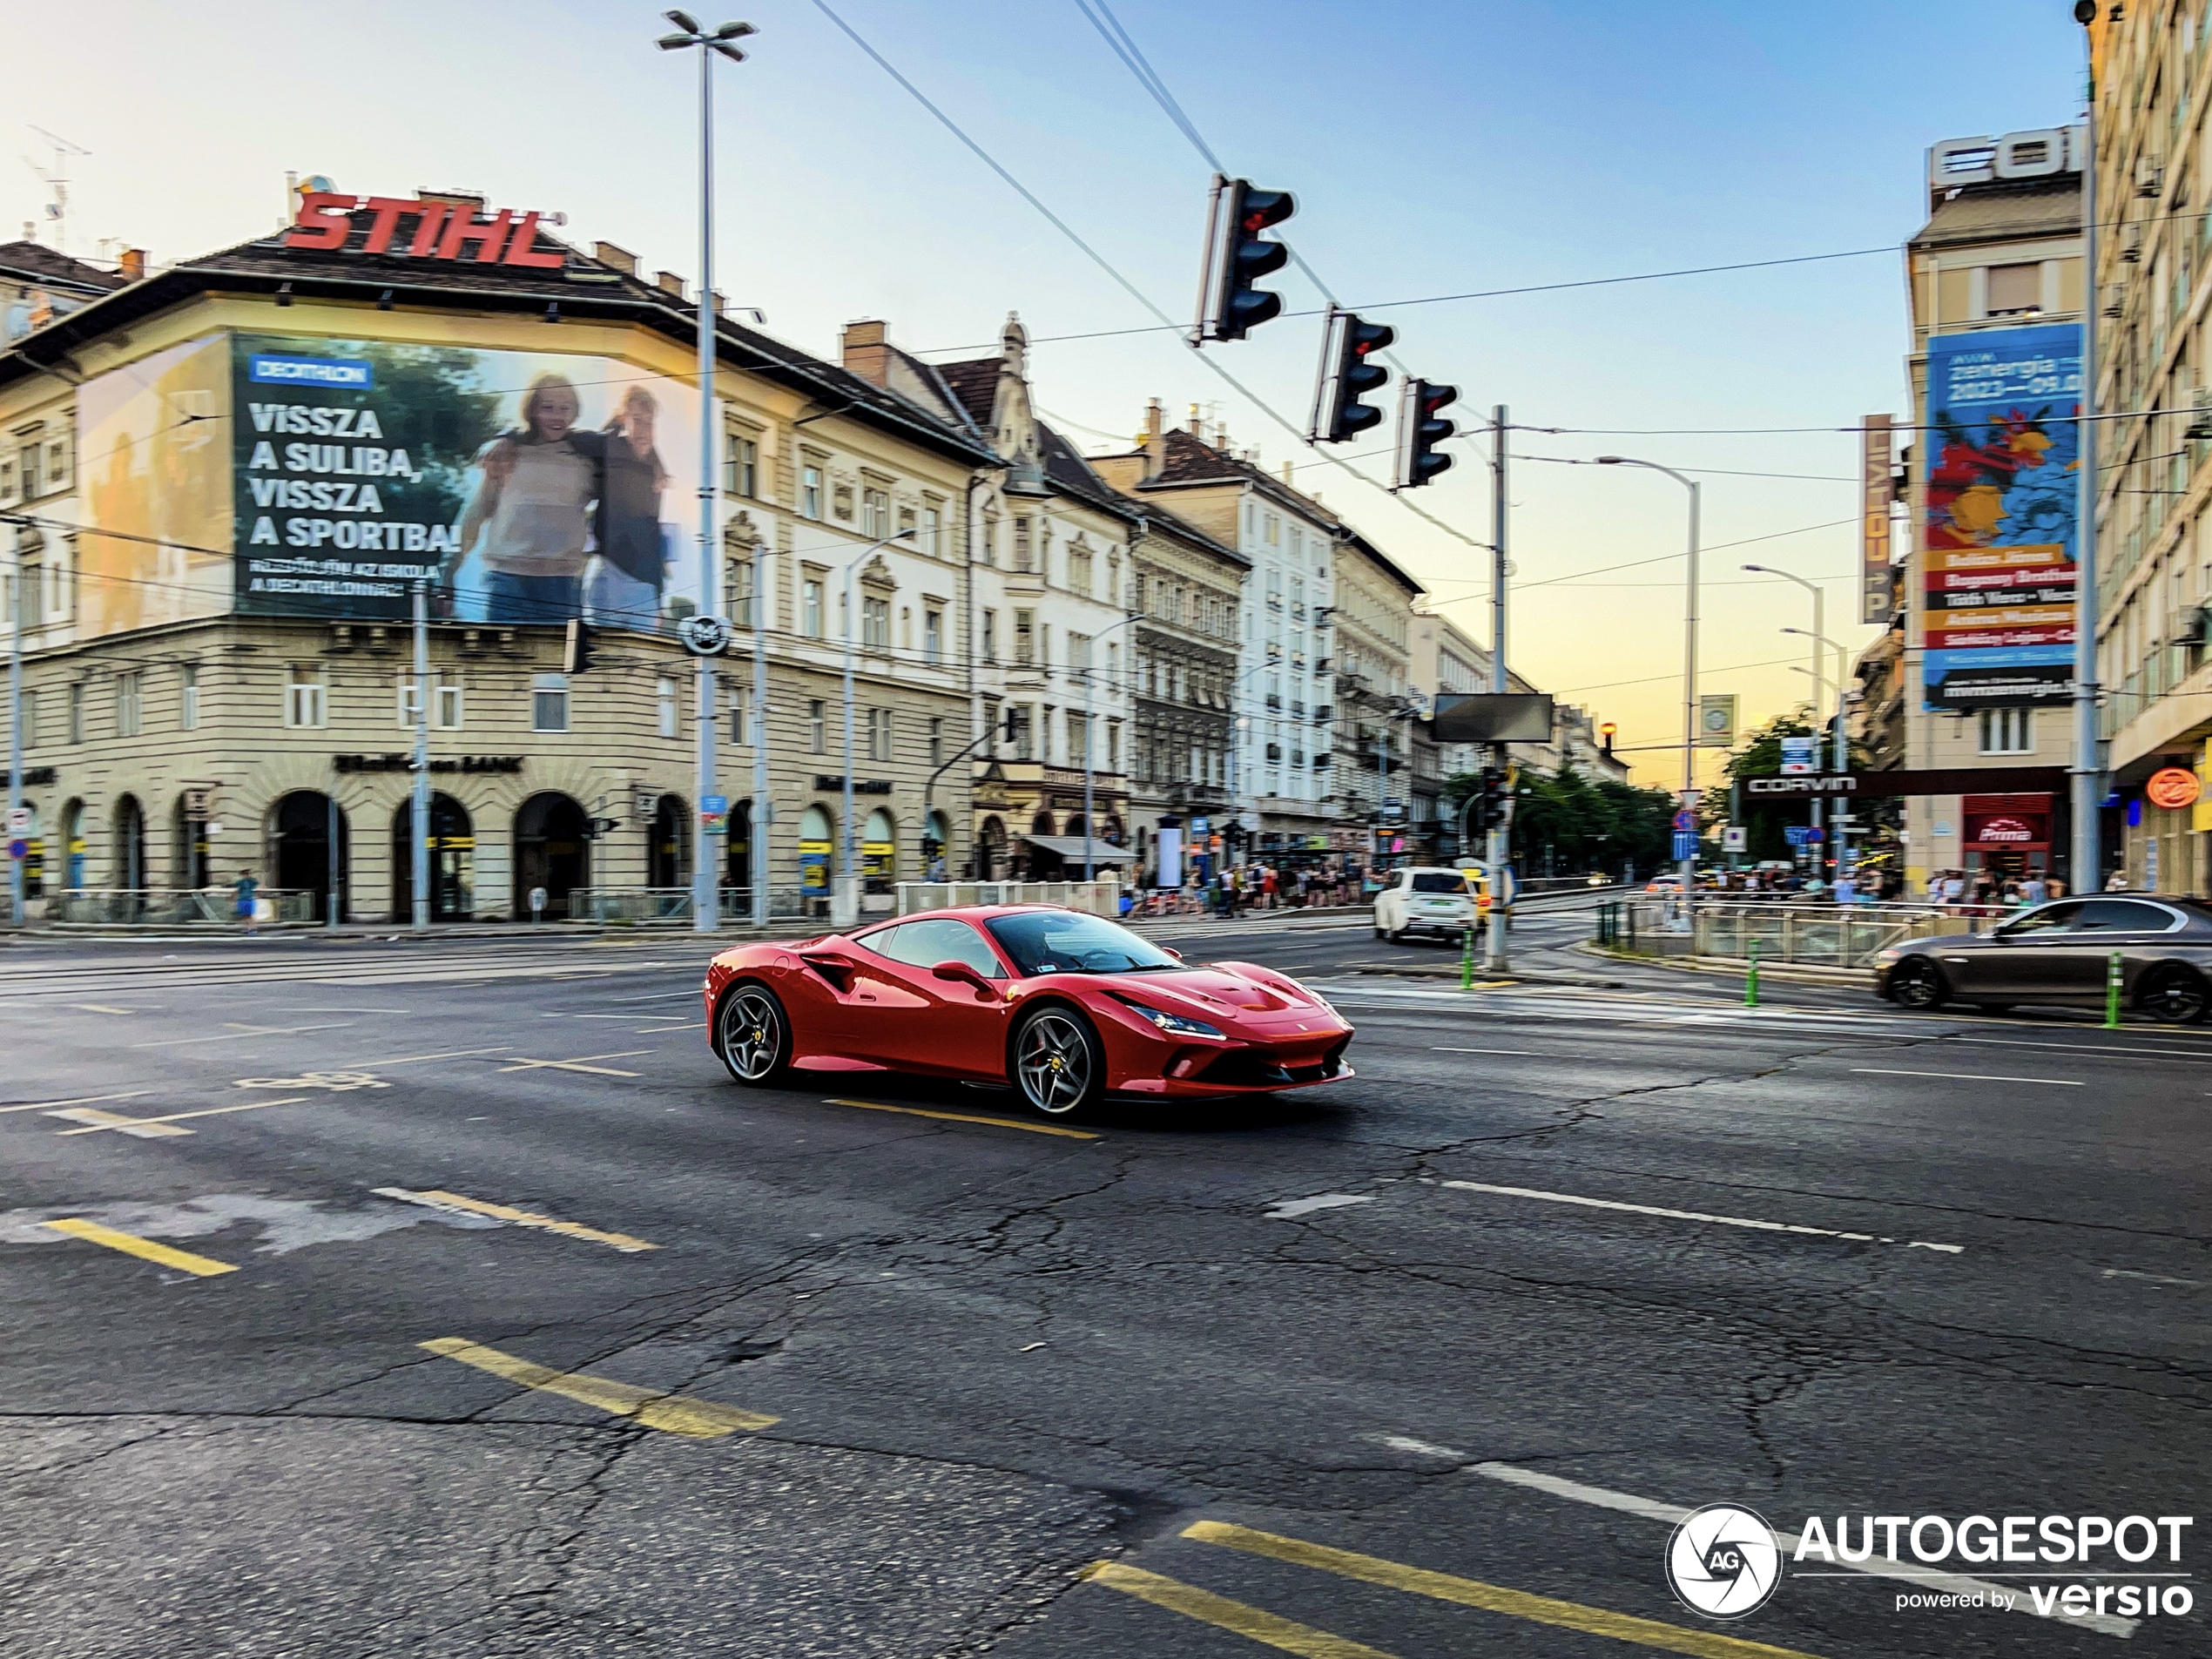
(807, 0, 1491, 556)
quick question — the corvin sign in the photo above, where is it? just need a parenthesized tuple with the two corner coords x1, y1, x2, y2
(1745, 766, 2067, 798)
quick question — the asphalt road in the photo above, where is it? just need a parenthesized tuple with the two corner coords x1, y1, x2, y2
(2, 900, 2205, 1658)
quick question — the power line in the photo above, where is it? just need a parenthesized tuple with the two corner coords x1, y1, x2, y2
(1553, 653, 1803, 695)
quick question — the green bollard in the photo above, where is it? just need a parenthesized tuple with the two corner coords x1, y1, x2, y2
(2105, 950, 2123, 1028)
(1744, 941, 1761, 1008)
(1461, 924, 1474, 990)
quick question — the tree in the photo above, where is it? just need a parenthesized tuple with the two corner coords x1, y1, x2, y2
(1718, 713, 1816, 862)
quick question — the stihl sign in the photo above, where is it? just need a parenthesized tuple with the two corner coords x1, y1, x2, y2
(284, 192, 563, 267)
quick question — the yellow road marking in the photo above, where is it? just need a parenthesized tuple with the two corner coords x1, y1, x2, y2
(0, 1089, 158, 1116)
(826, 1098, 1099, 1140)
(342, 1046, 513, 1067)
(1184, 1521, 1828, 1659)
(53, 1096, 311, 1136)
(132, 1021, 354, 1049)
(1082, 1561, 1393, 1658)
(375, 1188, 658, 1252)
(419, 1338, 776, 1436)
(46, 1107, 195, 1138)
(41, 1217, 238, 1277)
(497, 1050, 652, 1077)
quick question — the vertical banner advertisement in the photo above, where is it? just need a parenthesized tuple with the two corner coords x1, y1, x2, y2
(1861, 413, 1894, 625)
(1921, 322, 2081, 711)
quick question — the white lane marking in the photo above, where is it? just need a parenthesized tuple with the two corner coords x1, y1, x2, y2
(1943, 1035, 2212, 1061)
(2102, 1267, 2202, 1287)
(1851, 1067, 2080, 1087)
(1439, 1179, 1965, 1253)
(44, 1107, 194, 1139)
(0, 1089, 158, 1117)
(1446, 1456, 2137, 1640)
(131, 1021, 354, 1049)
(1264, 1194, 1376, 1221)
(1433, 1046, 1541, 1055)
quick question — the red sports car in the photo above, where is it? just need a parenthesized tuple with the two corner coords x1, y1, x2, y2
(702, 905, 1354, 1116)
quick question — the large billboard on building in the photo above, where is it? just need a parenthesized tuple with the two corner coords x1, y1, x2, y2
(71, 329, 711, 639)
(233, 334, 705, 630)
(1921, 322, 2080, 711)
(74, 334, 233, 639)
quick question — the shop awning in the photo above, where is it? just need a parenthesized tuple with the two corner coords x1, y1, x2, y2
(1022, 834, 1136, 864)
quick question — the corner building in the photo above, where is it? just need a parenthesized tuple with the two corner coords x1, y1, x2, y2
(0, 195, 995, 920)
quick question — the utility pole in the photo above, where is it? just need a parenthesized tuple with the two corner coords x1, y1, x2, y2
(1485, 404, 1510, 973)
(411, 581, 430, 933)
(2071, 6, 2104, 892)
(8, 527, 24, 927)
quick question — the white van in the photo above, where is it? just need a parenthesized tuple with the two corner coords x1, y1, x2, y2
(1373, 867, 1480, 944)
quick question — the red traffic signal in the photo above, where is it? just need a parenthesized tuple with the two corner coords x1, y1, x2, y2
(1310, 307, 1396, 443)
(1394, 378, 1459, 489)
(1197, 176, 1296, 343)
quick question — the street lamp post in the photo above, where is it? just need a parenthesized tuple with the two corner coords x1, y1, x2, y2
(2073, 0, 2104, 892)
(1597, 457, 1701, 900)
(1784, 626, 1851, 876)
(839, 529, 916, 907)
(1746, 563, 1828, 859)
(658, 10, 755, 935)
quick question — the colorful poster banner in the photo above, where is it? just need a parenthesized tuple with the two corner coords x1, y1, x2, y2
(1920, 322, 2081, 711)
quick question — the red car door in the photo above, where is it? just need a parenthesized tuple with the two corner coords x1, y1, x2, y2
(854, 919, 1014, 1078)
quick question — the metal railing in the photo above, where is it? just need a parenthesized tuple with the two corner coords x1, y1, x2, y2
(567, 886, 819, 925)
(56, 888, 320, 927)
(896, 880, 1122, 918)
(1594, 897, 1993, 968)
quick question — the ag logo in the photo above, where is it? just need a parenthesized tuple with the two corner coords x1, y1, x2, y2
(679, 614, 733, 656)
(1666, 1504, 1781, 1619)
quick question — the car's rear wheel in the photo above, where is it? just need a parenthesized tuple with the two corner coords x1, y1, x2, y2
(1888, 959, 1947, 1010)
(1013, 1006, 1104, 1116)
(717, 982, 791, 1086)
(2140, 966, 2209, 1025)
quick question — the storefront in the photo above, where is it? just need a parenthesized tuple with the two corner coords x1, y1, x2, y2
(1961, 792, 2051, 880)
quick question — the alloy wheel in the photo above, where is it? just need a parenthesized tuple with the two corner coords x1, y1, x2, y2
(1890, 961, 1945, 1009)
(1016, 1010, 1093, 1116)
(720, 987, 785, 1082)
(2143, 971, 2208, 1025)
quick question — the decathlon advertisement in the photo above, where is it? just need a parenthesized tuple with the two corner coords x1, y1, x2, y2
(231, 333, 705, 631)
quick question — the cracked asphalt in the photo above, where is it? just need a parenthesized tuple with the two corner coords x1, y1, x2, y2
(1, 904, 2205, 1657)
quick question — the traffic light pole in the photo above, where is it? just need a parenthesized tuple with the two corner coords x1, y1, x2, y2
(411, 580, 430, 934)
(8, 528, 24, 928)
(1485, 404, 1509, 974)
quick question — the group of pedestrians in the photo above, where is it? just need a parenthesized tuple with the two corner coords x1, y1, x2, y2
(1925, 867, 2073, 913)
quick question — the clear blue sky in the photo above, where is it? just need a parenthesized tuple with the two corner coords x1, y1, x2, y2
(12, 0, 2081, 775)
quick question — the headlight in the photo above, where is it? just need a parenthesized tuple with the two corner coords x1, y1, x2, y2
(1116, 1000, 1224, 1038)
(1874, 947, 1904, 963)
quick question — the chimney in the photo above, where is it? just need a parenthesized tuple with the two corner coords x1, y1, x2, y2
(1280, 461, 1294, 485)
(1142, 398, 1165, 481)
(841, 318, 891, 387)
(1188, 401, 1204, 436)
(593, 240, 637, 274)
(655, 270, 686, 298)
(118, 247, 147, 282)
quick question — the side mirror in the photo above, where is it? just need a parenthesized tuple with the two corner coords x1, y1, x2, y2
(1163, 947, 1184, 961)
(931, 960, 995, 995)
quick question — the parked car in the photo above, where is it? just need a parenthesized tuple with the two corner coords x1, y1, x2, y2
(705, 905, 1355, 1116)
(1374, 867, 1481, 944)
(1872, 893, 2212, 1022)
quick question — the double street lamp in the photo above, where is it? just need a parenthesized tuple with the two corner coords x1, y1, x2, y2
(1784, 625, 1852, 875)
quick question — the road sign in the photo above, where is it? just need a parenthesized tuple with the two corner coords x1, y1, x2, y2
(1779, 736, 1818, 775)
(1723, 826, 1748, 852)
(1672, 808, 1696, 832)
(701, 793, 729, 834)
(5, 839, 25, 860)
(4, 807, 29, 836)
(678, 614, 733, 656)
(1784, 825, 1828, 846)
(1671, 831, 1699, 860)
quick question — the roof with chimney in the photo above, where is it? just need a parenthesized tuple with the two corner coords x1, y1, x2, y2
(0, 240, 125, 297)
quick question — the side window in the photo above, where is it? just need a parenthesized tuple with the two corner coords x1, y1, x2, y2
(879, 918, 1005, 976)
(2005, 900, 2085, 934)
(855, 923, 904, 959)
(2073, 900, 2179, 933)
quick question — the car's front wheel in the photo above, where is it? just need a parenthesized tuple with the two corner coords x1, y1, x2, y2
(717, 981, 791, 1086)
(2140, 966, 2209, 1025)
(1888, 958, 1948, 1010)
(1013, 1006, 1104, 1116)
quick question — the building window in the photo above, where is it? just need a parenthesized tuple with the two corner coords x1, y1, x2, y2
(833, 482, 854, 522)
(11, 686, 30, 749)
(808, 698, 827, 754)
(435, 680, 462, 731)
(861, 486, 890, 539)
(1014, 516, 1034, 573)
(1977, 706, 2033, 754)
(43, 435, 68, 492)
(111, 670, 143, 738)
(867, 706, 893, 763)
(1014, 609, 1035, 666)
(658, 677, 678, 738)
(800, 465, 824, 520)
(924, 607, 943, 665)
(1264, 512, 1280, 545)
(725, 431, 759, 498)
(1008, 704, 1034, 761)
(803, 577, 825, 638)
(1986, 262, 2042, 317)
(729, 554, 755, 629)
(68, 681, 84, 744)
(861, 595, 890, 649)
(727, 679, 749, 747)
(531, 672, 570, 733)
(928, 715, 944, 767)
(1108, 723, 1121, 773)
(981, 609, 998, 664)
(285, 666, 324, 729)
(1070, 543, 1094, 597)
(921, 503, 942, 558)
(0, 451, 16, 505)
(180, 664, 199, 730)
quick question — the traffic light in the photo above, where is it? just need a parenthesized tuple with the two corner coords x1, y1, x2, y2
(1310, 307, 1395, 443)
(1467, 767, 1511, 834)
(1196, 175, 1295, 343)
(1394, 378, 1459, 489)
(563, 617, 596, 673)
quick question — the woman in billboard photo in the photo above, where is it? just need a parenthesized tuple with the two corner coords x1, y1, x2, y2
(584, 384, 674, 631)
(452, 371, 604, 624)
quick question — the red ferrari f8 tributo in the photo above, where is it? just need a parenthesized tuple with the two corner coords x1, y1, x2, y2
(703, 906, 1354, 1116)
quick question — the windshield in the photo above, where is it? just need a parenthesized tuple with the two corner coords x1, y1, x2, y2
(985, 911, 1181, 976)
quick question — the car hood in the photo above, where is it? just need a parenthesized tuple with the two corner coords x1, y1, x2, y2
(1087, 963, 1343, 1024)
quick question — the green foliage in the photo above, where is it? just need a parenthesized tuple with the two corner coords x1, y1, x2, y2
(1444, 764, 1677, 873)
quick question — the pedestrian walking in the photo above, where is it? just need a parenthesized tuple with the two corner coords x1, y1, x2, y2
(2106, 869, 2128, 892)
(233, 868, 261, 936)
